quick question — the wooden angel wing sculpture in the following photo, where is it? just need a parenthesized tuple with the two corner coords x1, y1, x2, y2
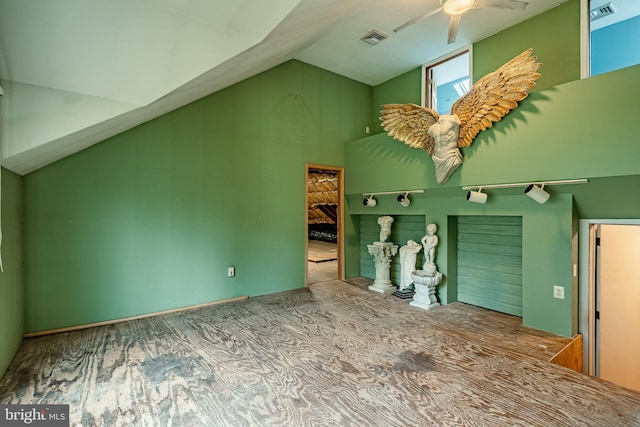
(379, 104, 439, 156)
(380, 48, 541, 184)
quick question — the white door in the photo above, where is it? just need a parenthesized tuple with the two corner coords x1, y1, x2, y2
(596, 224, 640, 391)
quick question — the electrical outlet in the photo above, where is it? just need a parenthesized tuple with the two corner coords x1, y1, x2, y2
(553, 285, 564, 300)
(227, 266, 235, 277)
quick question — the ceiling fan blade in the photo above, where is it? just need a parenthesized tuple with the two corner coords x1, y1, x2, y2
(393, 7, 441, 33)
(447, 14, 461, 44)
(473, 0, 529, 10)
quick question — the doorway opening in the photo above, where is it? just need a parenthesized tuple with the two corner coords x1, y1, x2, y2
(305, 164, 344, 285)
(580, 220, 640, 391)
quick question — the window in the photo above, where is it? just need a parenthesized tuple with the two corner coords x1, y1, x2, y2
(423, 49, 470, 115)
(589, 0, 640, 77)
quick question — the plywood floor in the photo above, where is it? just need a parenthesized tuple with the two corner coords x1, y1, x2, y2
(307, 239, 337, 262)
(307, 260, 338, 285)
(307, 239, 338, 285)
(1, 279, 639, 426)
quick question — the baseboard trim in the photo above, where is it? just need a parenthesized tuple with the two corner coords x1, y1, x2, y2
(24, 295, 249, 338)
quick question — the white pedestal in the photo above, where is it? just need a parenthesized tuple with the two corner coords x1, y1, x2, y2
(367, 242, 398, 294)
(410, 270, 443, 310)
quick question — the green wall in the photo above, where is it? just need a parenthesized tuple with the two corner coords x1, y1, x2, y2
(346, 63, 640, 337)
(347, 192, 574, 336)
(23, 60, 372, 333)
(371, 67, 422, 134)
(369, 0, 581, 136)
(0, 168, 24, 378)
(472, 0, 581, 88)
(14, 0, 636, 341)
(345, 0, 640, 337)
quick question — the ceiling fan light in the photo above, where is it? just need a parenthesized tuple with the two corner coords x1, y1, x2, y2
(442, 0, 475, 15)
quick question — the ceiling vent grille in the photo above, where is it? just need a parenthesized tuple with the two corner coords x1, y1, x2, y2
(590, 2, 617, 21)
(360, 29, 388, 45)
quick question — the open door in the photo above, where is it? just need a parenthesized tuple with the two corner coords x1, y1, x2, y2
(593, 224, 640, 391)
(305, 164, 344, 285)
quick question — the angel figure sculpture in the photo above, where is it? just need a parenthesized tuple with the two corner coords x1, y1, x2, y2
(380, 49, 541, 184)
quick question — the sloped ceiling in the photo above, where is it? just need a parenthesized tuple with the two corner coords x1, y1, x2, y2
(0, 0, 570, 175)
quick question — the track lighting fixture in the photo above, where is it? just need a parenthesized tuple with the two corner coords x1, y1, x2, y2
(397, 193, 411, 207)
(360, 189, 424, 208)
(466, 188, 487, 204)
(524, 184, 550, 204)
(363, 195, 377, 207)
(462, 179, 588, 203)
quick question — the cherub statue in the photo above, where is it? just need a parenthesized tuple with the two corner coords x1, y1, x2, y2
(377, 215, 394, 242)
(421, 223, 438, 272)
(380, 49, 541, 184)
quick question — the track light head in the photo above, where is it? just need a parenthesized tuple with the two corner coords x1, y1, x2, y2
(524, 184, 550, 204)
(397, 193, 410, 207)
(466, 189, 487, 204)
(363, 195, 377, 207)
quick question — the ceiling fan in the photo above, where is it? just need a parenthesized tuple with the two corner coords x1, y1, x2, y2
(393, 0, 530, 44)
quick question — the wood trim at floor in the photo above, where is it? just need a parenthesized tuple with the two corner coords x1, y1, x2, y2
(550, 334, 583, 372)
(24, 296, 249, 338)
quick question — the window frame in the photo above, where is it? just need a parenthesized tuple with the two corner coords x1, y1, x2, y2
(421, 45, 473, 112)
(582, 0, 640, 78)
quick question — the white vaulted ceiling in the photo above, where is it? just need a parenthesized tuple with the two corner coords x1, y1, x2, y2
(0, 0, 570, 175)
(3, 1, 309, 105)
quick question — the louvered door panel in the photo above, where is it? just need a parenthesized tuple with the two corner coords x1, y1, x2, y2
(457, 216, 523, 317)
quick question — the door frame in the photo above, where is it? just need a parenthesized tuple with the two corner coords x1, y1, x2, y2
(579, 219, 640, 375)
(305, 163, 344, 285)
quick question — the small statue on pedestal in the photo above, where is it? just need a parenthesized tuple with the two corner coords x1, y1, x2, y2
(378, 215, 394, 242)
(411, 223, 443, 310)
(367, 216, 398, 294)
(421, 223, 439, 274)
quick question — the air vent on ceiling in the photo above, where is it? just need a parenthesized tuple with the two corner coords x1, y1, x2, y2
(590, 2, 617, 21)
(360, 29, 388, 46)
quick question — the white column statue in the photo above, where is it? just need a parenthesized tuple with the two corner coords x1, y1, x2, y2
(367, 215, 398, 294)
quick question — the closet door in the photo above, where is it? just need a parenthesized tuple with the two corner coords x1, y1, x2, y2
(457, 216, 523, 317)
(596, 224, 640, 391)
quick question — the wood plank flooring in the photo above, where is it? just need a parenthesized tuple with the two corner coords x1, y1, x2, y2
(1, 280, 639, 426)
